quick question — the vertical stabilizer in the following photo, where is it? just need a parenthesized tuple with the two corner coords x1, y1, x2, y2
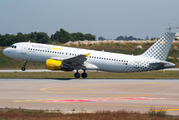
(141, 32, 176, 61)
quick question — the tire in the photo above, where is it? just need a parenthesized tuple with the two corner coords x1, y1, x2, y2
(21, 67, 26, 71)
(74, 73, 80, 78)
(81, 73, 87, 78)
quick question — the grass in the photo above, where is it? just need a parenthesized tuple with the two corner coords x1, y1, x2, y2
(0, 71, 179, 79)
(0, 107, 177, 120)
(148, 107, 167, 118)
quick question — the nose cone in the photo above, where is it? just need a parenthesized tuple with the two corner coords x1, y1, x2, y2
(3, 48, 9, 57)
(3, 49, 6, 56)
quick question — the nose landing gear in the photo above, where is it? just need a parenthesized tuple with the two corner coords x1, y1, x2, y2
(21, 61, 27, 71)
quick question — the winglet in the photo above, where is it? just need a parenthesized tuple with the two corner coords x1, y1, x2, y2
(85, 53, 90, 58)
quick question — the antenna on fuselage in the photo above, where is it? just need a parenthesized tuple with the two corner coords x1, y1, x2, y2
(28, 40, 31, 43)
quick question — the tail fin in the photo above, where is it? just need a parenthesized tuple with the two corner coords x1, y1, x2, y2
(141, 32, 176, 61)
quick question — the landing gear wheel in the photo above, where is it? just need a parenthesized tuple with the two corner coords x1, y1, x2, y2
(21, 61, 27, 71)
(81, 73, 87, 78)
(21, 67, 26, 71)
(74, 73, 80, 79)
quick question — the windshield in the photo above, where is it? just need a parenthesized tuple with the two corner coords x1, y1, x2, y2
(10, 45, 16, 48)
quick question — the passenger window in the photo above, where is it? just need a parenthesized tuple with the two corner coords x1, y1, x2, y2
(109, 59, 111, 60)
(31, 48, 32, 50)
(94, 57, 96, 59)
(55, 52, 56, 53)
(121, 60, 123, 62)
(28, 48, 30, 50)
(50, 51, 52, 53)
(57, 52, 59, 54)
(52, 51, 54, 53)
(114, 59, 116, 61)
(66, 53, 68, 55)
(62, 52, 64, 54)
(43, 50, 44, 52)
(38, 49, 39, 51)
(104, 58, 106, 60)
(99, 57, 101, 59)
(45, 50, 47, 52)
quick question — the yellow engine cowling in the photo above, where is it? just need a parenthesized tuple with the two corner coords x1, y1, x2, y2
(46, 59, 73, 71)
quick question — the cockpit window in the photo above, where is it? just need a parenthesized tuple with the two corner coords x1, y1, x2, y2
(10, 45, 17, 48)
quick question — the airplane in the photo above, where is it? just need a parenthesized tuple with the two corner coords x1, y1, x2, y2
(3, 32, 176, 78)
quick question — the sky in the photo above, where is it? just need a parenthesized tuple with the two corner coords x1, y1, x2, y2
(0, 0, 179, 40)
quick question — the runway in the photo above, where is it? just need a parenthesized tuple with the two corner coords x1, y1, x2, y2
(0, 78, 179, 115)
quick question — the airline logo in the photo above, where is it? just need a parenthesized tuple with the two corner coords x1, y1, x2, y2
(51, 46, 62, 51)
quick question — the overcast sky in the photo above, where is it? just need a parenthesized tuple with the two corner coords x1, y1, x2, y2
(0, 0, 179, 40)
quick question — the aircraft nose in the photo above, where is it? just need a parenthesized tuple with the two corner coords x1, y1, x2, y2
(3, 48, 8, 56)
(3, 49, 6, 55)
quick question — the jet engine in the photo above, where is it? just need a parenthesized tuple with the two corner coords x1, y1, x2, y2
(46, 59, 73, 71)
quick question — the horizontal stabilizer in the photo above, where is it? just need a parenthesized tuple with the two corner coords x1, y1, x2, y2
(150, 61, 175, 69)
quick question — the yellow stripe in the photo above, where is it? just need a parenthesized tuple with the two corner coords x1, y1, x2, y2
(153, 109, 179, 112)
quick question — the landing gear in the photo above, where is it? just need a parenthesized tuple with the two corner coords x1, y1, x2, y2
(74, 72, 80, 78)
(21, 61, 27, 71)
(21, 67, 26, 71)
(81, 70, 87, 78)
(74, 70, 88, 79)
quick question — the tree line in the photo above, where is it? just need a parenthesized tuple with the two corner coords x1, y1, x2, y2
(98, 35, 141, 41)
(0, 28, 95, 46)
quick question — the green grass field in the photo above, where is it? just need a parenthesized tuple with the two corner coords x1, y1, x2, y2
(0, 71, 178, 79)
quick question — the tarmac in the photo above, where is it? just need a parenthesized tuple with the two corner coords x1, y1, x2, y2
(0, 78, 179, 115)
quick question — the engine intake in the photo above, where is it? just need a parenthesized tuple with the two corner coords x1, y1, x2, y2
(46, 59, 73, 71)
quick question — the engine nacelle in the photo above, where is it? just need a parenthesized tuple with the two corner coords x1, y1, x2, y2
(46, 59, 73, 71)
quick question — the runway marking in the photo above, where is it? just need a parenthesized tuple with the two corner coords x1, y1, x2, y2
(146, 83, 170, 85)
(43, 97, 166, 103)
(41, 86, 102, 93)
(152, 109, 179, 112)
(114, 95, 154, 97)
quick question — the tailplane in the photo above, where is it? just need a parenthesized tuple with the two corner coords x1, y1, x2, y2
(141, 32, 176, 61)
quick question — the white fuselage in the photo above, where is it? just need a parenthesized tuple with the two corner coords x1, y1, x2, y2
(3, 42, 175, 72)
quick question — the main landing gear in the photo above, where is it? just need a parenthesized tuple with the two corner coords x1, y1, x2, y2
(74, 70, 88, 79)
(21, 61, 27, 71)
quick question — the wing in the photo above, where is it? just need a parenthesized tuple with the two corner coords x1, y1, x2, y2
(50, 53, 91, 69)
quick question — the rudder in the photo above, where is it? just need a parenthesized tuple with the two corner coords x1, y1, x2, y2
(141, 32, 176, 61)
